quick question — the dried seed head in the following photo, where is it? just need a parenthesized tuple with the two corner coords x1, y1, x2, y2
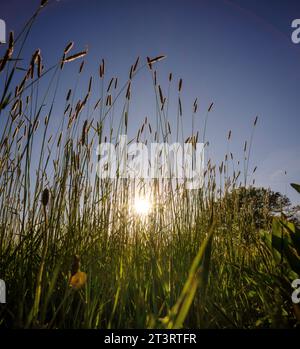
(129, 65, 133, 79)
(178, 78, 182, 92)
(37, 54, 43, 78)
(79, 61, 85, 74)
(40, 0, 48, 8)
(63, 50, 87, 63)
(88, 76, 92, 94)
(41, 188, 49, 206)
(178, 97, 182, 116)
(9, 31, 14, 50)
(161, 97, 166, 111)
(66, 89, 72, 101)
(60, 54, 66, 70)
(0, 37, 14, 72)
(64, 42, 74, 55)
(10, 99, 19, 115)
(254, 116, 258, 126)
(208, 102, 214, 112)
(106, 94, 112, 106)
(148, 55, 166, 65)
(158, 85, 164, 104)
(193, 98, 198, 113)
(107, 78, 114, 93)
(57, 132, 62, 147)
(124, 112, 128, 129)
(81, 120, 88, 145)
(147, 56, 152, 70)
(99, 59, 105, 78)
(33, 119, 40, 132)
(133, 56, 140, 72)
(126, 82, 131, 100)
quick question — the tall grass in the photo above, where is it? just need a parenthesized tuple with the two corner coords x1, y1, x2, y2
(0, 1, 298, 329)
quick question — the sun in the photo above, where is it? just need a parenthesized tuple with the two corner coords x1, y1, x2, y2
(134, 196, 152, 216)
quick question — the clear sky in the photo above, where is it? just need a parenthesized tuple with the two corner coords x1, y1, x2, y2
(1, 0, 300, 204)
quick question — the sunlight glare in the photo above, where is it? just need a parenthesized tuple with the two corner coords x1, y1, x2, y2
(134, 197, 152, 216)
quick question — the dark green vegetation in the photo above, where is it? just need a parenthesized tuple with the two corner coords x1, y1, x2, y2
(0, 1, 299, 329)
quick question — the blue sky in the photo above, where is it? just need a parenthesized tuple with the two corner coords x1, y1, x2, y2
(1, 0, 300, 204)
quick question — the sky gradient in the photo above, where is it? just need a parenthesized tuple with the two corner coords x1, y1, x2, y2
(1, 0, 300, 203)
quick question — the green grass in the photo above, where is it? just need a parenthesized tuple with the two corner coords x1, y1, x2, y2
(0, 1, 299, 329)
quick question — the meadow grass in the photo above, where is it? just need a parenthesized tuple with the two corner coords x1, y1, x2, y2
(0, 1, 299, 329)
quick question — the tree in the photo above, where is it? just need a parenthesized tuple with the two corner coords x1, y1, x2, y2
(224, 187, 291, 229)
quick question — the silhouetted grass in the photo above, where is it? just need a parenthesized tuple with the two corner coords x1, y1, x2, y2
(0, 1, 298, 329)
